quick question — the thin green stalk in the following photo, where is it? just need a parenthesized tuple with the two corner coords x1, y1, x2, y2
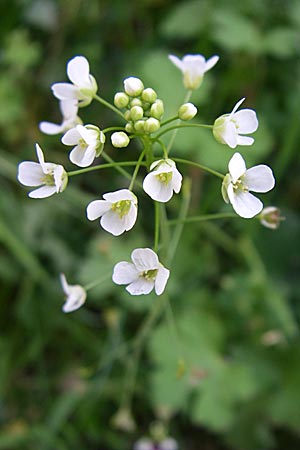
(102, 126, 126, 133)
(160, 115, 179, 127)
(155, 123, 213, 141)
(67, 160, 144, 178)
(83, 273, 111, 291)
(173, 157, 224, 179)
(154, 201, 160, 252)
(168, 212, 238, 225)
(128, 149, 146, 191)
(94, 94, 125, 120)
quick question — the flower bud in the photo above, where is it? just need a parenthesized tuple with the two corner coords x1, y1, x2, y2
(130, 98, 143, 107)
(124, 77, 144, 97)
(259, 207, 284, 230)
(124, 110, 131, 121)
(178, 102, 198, 120)
(134, 120, 146, 133)
(114, 92, 129, 108)
(130, 105, 144, 121)
(144, 118, 160, 133)
(125, 122, 134, 133)
(150, 99, 164, 119)
(111, 132, 130, 148)
(141, 87, 157, 103)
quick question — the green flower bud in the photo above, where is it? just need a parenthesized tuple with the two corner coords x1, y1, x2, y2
(124, 77, 144, 97)
(125, 122, 134, 133)
(141, 88, 157, 103)
(130, 105, 144, 121)
(111, 132, 130, 148)
(134, 120, 146, 133)
(144, 117, 160, 133)
(178, 102, 198, 120)
(150, 99, 164, 119)
(124, 110, 131, 121)
(114, 92, 130, 108)
(130, 98, 143, 107)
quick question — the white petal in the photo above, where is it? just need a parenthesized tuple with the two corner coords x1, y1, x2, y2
(67, 56, 91, 87)
(171, 168, 183, 194)
(52, 83, 80, 101)
(76, 124, 98, 145)
(229, 188, 263, 218)
(60, 99, 78, 119)
(143, 172, 174, 203)
(123, 204, 138, 231)
(244, 165, 275, 193)
(62, 286, 86, 313)
(18, 162, 44, 186)
(86, 200, 111, 220)
(103, 189, 136, 203)
(234, 109, 258, 133)
(230, 98, 245, 117)
(168, 55, 184, 71)
(182, 54, 206, 75)
(236, 136, 254, 146)
(39, 121, 63, 135)
(60, 273, 70, 295)
(228, 152, 246, 183)
(131, 248, 159, 271)
(155, 266, 170, 295)
(112, 262, 139, 285)
(126, 278, 154, 295)
(35, 143, 45, 166)
(69, 145, 96, 167)
(204, 55, 219, 72)
(100, 210, 127, 236)
(53, 165, 65, 192)
(62, 127, 81, 145)
(221, 121, 238, 148)
(29, 185, 57, 198)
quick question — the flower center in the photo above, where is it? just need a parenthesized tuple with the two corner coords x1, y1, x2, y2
(42, 173, 55, 186)
(111, 200, 131, 218)
(78, 137, 88, 148)
(156, 172, 172, 184)
(141, 269, 158, 281)
(232, 177, 248, 193)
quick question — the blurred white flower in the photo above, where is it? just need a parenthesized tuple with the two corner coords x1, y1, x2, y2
(52, 56, 97, 107)
(86, 189, 137, 236)
(17, 143, 67, 198)
(112, 248, 170, 296)
(168, 53, 219, 90)
(143, 159, 182, 203)
(62, 124, 105, 167)
(134, 437, 178, 450)
(60, 273, 86, 313)
(39, 99, 82, 135)
(213, 98, 258, 148)
(259, 206, 284, 230)
(222, 152, 275, 218)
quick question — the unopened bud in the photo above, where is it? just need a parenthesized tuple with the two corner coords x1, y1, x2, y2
(124, 77, 144, 97)
(130, 105, 144, 121)
(259, 207, 284, 230)
(134, 120, 146, 133)
(178, 102, 197, 120)
(150, 99, 164, 119)
(130, 98, 143, 107)
(111, 132, 130, 148)
(114, 92, 129, 108)
(141, 88, 157, 103)
(144, 117, 160, 133)
(125, 122, 134, 133)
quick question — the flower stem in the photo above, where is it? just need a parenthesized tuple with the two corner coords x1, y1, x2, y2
(154, 201, 160, 252)
(168, 212, 238, 225)
(102, 126, 126, 133)
(67, 160, 145, 178)
(128, 149, 146, 191)
(154, 123, 213, 141)
(94, 94, 125, 120)
(172, 157, 224, 179)
(83, 273, 111, 291)
(160, 115, 179, 127)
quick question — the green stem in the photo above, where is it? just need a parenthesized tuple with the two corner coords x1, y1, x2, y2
(102, 126, 126, 133)
(67, 160, 145, 178)
(128, 149, 146, 191)
(173, 157, 224, 179)
(168, 212, 238, 225)
(160, 115, 179, 127)
(154, 201, 160, 252)
(94, 94, 125, 120)
(156, 139, 169, 159)
(155, 123, 213, 141)
(83, 273, 111, 291)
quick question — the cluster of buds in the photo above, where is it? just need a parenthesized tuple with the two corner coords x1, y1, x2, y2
(114, 77, 164, 135)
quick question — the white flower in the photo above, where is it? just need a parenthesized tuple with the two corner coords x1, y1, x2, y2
(111, 131, 130, 148)
(123, 77, 144, 97)
(222, 152, 275, 218)
(143, 159, 182, 203)
(17, 143, 68, 198)
(259, 206, 284, 230)
(62, 124, 105, 167)
(168, 53, 219, 90)
(112, 248, 170, 296)
(52, 56, 97, 107)
(60, 273, 86, 313)
(86, 189, 138, 236)
(213, 98, 258, 148)
(39, 99, 82, 135)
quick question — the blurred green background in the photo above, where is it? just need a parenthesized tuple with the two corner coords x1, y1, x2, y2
(1, 0, 300, 449)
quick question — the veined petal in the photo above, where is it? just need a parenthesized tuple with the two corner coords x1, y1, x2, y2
(29, 185, 57, 199)
(229, 189, 263, 218)
(62, 127, 81, 145)
(103, 189, 136, 203)
(67, 56, 91, 87)
(52, 83, 80, 101)
(86, 200, 111, 220)
(126, 278, 154, 296)
(234, 109, 258, 133)
(100, 210, 128, 236)
(155, 266, 170, 295)
(236, 135, 254, 146)
(244, 165, 275, 193)
(204, 55, 219, 72)
(228, 152, 246, 183)
(131, 248, 159, 271)
(112, 261, 139, 285)
(18, 162, 44, 186)
(39, 121, 64, 135)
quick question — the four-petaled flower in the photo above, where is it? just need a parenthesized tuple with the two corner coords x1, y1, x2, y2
(62, 124, 105, 167)
(143, 159, 182, 203)
(17, 143, 68, 198)
(112, 248, 170, 296)
(213, 98, 258, 148)
(39, 99, 82, 135)
(222, 152, 275, 218)
(52, 56, 97, 107)
(60, 273, 86, 313)
(86, 189, 138, 236)
(168, 53, 219, 90)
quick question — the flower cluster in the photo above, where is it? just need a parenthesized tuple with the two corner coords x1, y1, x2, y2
(17, 52, 278, 312)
